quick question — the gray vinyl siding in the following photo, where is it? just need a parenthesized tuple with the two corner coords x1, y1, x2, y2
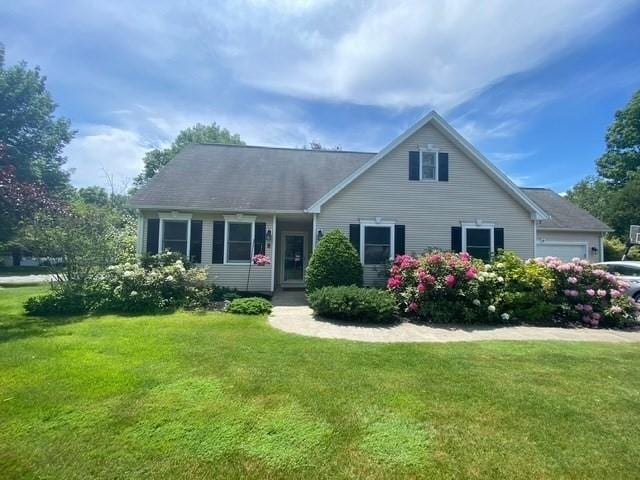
(140, 210, 274, 292)
(536, 229, 602, 262)
(316, 122, 535, 286)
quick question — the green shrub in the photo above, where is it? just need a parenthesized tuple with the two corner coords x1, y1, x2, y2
(307, 286, 397, 323)
(210, 285, 241, 302)
(305, 230, 363, 293)
(226, 297, 273, 315)
(24, 289, 91, 316)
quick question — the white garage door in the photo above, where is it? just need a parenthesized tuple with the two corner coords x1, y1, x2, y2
(536, 242, 588, 261)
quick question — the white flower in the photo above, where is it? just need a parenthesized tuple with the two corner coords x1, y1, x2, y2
(478, 276, 485, 282)
(488, 305, 496, 313)
(473, 299, 481, 306)
(496, 263, 504, 269)
(130, 290, 138, 296)
(501, 313, 510, 320)
(497, 276, 504, 283)
(165, 275, 175, 282)
(123, 270, 133, 278)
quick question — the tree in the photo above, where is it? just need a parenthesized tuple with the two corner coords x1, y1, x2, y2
(565, 176, 613, 221)
(596, 90, 640, 187)
(0, 54, 74, 193)
(133, 123, 244, 187)
(20, 201, 136, 288)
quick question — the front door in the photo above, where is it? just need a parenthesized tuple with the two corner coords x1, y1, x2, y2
(282, 233, 305, 284)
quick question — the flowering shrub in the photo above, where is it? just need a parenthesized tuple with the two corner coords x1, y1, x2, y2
(90, 252, 211, 313)
(387, 250, 639, 328)
(252, 254, 271, 266)
(25, 252, 212, 316)
(387, 251, 485, 323)
(529, 256, 638, 328)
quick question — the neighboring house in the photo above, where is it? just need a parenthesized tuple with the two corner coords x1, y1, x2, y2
(129, 111, 610, 292)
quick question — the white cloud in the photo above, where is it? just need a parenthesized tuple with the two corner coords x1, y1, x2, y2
(452, 118, 522, 143)
(65, 125, 149, 188)
(488, 151, 536, 164)
(203, 0, 634, 109)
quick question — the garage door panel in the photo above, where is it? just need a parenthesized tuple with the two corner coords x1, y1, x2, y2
(536, 243, 587, 261)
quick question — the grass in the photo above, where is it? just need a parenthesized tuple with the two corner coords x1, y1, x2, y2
(1, 286, 640, 479)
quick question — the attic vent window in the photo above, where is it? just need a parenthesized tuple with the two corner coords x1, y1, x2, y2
(420, 150, 438, 181)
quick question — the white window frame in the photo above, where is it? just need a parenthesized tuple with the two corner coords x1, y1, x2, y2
(360, 220, 395, 265)
(461, 222, 494, 259)
(158, 212, 192, 258)
(419, 148, 439, 182)
(223, 214, 256, 265)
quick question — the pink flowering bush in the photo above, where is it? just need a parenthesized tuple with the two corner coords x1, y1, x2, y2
(529, 256, 638, 328)
(252, 254, 271, 266)
(387, 251, 486, 323)
(387, 250, 639, 328)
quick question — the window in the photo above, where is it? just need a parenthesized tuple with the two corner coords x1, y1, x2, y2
(420, 150, 437, 181)
(607, 264, 640, 277)
(227, 222, 253, 263)
(463, 225, 494, 262)
(363, 225, 393, 265)
(162, 220, 188, 256)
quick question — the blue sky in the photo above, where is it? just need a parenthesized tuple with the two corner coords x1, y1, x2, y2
(2, 1, 639, 192)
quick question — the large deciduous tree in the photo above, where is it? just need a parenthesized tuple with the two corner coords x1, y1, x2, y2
(133, 123, 244, 187)
(596, 90, 640, 187)
(0, 48, 74, 193)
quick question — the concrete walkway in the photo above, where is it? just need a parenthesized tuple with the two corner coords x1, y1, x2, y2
(0, 274, 54, 285)
(269, 290, 640, 344)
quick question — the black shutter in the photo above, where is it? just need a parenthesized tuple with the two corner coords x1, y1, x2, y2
(494, 228, 504, 253)
(451, 226, 462, 253)
(146, 219, 159, 254)
(212, 221, 225, 264)
(438, 152, 449, 182)
(409, 151, 420, 180)
(189, 220, 202, 263)
(394, 225, 405, 256)
(349, 224, 360, 255)
(254, 222, 266, 255)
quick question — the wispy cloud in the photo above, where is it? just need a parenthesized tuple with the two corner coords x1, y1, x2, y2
(488, 151, 536, 164)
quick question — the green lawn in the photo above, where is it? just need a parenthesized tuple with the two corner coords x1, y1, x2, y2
(1, 286, 640, 479)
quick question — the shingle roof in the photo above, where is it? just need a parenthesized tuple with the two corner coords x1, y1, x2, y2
(129, 144, 374, 211)
(521, 188, 611, 231)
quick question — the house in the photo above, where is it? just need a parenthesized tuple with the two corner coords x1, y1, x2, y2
(129, 111, 610, 293)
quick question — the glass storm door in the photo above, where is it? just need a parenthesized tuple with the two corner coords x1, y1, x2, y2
(283, 234, 304, 282)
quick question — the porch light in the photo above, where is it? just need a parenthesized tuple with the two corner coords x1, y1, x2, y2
(317, 229, 323, 241)
(266, 229, 272, 242)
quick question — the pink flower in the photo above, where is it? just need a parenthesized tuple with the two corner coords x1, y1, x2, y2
(445, 274, 456, 288)
(394, 255, 417, 270)
(425, 274, 436, 285)
(459, 252, 471, 262)
(417, 269, 427, 281)
(586, 289, 595, 297)
(596, 289, 607, 298)
(582, 315, 591, 323)
(583, 304, 593, 313)
(592, 312, 602, 321)
(610, 289, 622, 298)
(417, 282, 426, 294)
(564, 289, 579, 297)
(252, 254, 272, 266)
(387, 275, 403, 290)
(575, 304, 584, 311)
(464, 267, 477, 280)
(407, 302, 418, 312)
(567, 277, 578, 284)
(428, 254, 442, 264)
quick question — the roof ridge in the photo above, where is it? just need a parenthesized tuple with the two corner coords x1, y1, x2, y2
(187, 142, 376, 155)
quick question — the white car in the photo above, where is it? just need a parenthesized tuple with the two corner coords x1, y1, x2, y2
(595, 261, 640, 302)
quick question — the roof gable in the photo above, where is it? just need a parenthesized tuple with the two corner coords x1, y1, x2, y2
(305, 111, 548, 219)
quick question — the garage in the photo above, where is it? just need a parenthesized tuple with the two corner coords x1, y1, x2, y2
(536, 242, 588, 261)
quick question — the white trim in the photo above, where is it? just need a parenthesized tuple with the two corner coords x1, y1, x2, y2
(280, 231, 307, 285)
(132, 205, 305, 215)
(312, 213, 317, 250)
(536, 227, 613, 233)
(461, 222, 495, 257)
(419, 147, 438, 181)
(223, 217, 255, 265)
(158, 212, 192, 220)
(533, 220, 537, 258)
(136, 212, 144, 255)
(599, 234, 604, 263)
(360, 220, 395, 265)
(304, 111, 548, 219)
(271, 215, 276, 292)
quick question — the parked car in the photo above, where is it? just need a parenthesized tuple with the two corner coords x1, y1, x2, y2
(595, 261, 640, 302)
